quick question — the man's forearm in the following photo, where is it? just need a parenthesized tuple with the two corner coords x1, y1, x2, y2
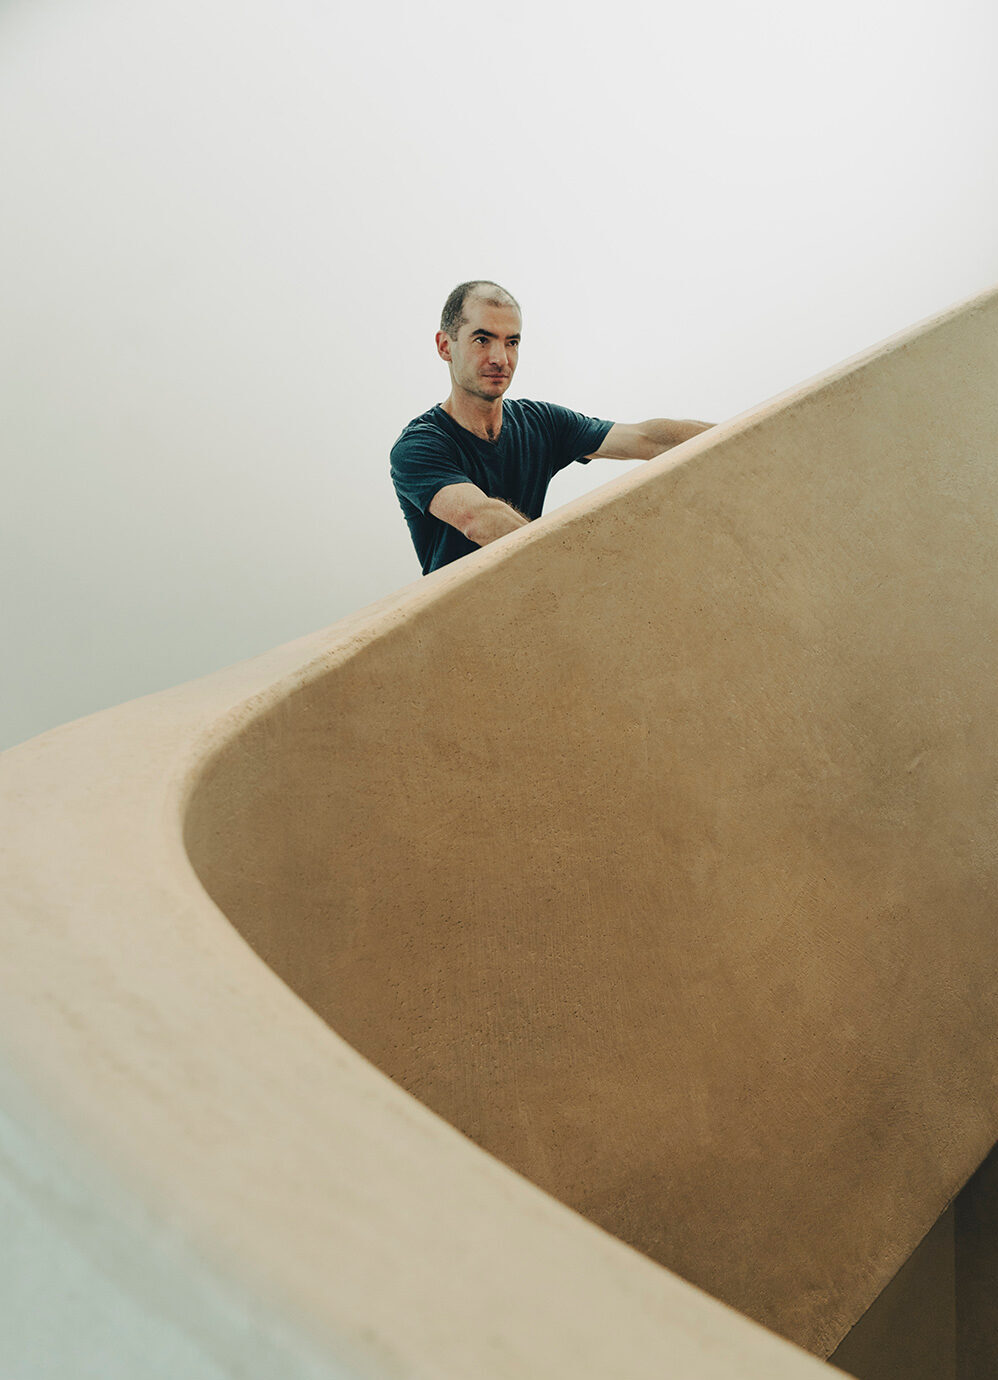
(641, 418, 714, 454)
(464, 498, 530, 547)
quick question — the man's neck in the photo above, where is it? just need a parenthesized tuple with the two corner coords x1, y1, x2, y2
(440, 390, 505, 442)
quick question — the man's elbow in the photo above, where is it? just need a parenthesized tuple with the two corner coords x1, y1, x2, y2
(462, 511, 490, 545)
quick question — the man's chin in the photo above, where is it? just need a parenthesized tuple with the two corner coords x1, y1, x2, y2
(460, 378, 511, 403)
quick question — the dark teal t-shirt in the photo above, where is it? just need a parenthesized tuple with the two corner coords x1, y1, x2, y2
(390, 399, 613, 574)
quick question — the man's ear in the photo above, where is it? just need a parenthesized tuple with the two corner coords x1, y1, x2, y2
(435, 330, 452, 363)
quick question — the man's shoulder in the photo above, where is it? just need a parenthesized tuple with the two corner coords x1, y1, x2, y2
(391, 404, 450, 454)
(505, 397, 556, 418)
(391, 399, 589, 459)
(504, 398, 594, 444)
(505, 398, 581, 427)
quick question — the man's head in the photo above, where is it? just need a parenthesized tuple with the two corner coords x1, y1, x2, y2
(436, 281, 522, 403)
(440, 281, 520, 338)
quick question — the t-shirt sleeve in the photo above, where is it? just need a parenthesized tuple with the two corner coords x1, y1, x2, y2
(390, 430, 470, 515)
(540, 403, 614, 475)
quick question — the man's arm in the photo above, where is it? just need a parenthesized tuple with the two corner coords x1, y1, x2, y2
(588, 418, 715, 461)
(429, 482, 530, 547)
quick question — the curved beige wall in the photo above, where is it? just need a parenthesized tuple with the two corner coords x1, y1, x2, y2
(3, 286, 997, 1376)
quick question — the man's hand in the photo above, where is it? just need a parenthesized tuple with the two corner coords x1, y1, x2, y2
(429, 482, 530, 547)
(589, 418, 715, 462)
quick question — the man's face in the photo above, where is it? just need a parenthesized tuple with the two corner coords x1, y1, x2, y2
(436, 298, 521, 402)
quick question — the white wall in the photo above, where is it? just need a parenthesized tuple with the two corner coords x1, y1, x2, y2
(2, 0, 996, 749)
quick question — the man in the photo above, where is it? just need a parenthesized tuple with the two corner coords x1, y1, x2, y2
(390, 281, 713, 574)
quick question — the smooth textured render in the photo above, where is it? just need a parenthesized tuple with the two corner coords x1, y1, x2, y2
(3, 287, 998, 1377)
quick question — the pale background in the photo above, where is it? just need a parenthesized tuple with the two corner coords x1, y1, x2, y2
(2, 0, 996, 749)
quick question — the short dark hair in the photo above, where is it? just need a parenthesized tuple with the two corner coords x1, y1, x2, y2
(440, 280, 521, 337)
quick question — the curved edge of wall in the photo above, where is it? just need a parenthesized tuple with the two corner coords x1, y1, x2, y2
(4, 286, 995, 1378)
(0, 580, 836, 1380)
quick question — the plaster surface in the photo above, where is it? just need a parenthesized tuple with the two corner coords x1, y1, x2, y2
(186, 285, 998, 1355)
(4, 285, 998, 1375)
